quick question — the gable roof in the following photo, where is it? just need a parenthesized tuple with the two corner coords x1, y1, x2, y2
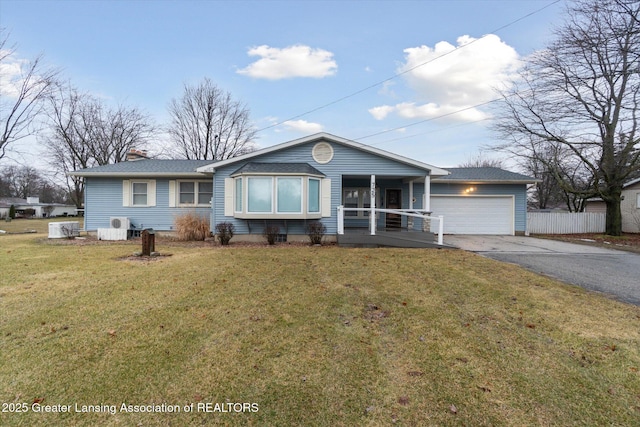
(69, 159, 213, 177)
(434, 167, 538, 184)
(196, 132, 451, 177)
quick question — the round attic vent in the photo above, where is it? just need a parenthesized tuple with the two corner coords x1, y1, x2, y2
(312, 142, 334, 164)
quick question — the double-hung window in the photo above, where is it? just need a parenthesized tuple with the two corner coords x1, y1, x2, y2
(177, 181, 212, 206)
(132, 182, 148, 206)
(123, 179, 156, 207)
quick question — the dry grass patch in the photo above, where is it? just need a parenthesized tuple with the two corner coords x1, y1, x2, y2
(0, 235, 639, 426)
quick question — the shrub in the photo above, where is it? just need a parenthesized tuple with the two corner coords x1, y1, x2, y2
(174, 212, 210, 241)
(9, 205, 16, 219)
(306, 221, 326, 245)
(215, 222, 235, 245)
(263, 225, 280, 245)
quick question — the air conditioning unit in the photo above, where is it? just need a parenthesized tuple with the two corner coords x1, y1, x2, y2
(110, 217, 130, 229)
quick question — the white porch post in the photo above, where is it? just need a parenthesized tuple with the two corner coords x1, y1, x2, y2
(424, 174, 431, 212)
(370, 174, 376, 236)
(337, 205, 344, 235)
(408, 180, 414, 229)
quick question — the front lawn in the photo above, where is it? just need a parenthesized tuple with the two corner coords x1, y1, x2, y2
(1, 233, 639, 426)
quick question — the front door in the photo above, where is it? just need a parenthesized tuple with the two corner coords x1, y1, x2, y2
(385, 189, 402, 229)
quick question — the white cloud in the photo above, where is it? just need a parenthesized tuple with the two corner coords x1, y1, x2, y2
(370, 34, 520, 122)
(237, 44, 337, 80)
(0, 51, 27, 98)
(368, 105, 395, 120)
(279, 119, 323, 133)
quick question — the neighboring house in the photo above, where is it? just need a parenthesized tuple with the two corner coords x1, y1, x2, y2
(70, 133, 537, 241)
(0, 197, 77, 219)
(585, 177, 640, 233)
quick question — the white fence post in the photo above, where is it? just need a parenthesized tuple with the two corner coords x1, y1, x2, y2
(437, 215, 444, 245)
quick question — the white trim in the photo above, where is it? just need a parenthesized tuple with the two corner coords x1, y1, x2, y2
(224, 178, 234, 216)
(196, 132, 450, 177)
(122, 180, 130, 207)
(169, 181, 176, 207)
(321, 178, 331, 217)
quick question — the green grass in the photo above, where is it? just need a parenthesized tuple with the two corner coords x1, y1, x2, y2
(1, 230, 639, 426)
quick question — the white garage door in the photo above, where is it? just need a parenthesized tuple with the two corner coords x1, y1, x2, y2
(430, 196, 514, 235)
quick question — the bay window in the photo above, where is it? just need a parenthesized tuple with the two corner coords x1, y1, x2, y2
(230, 175, 327, 219)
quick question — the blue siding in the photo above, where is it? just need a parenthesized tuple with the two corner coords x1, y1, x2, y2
(431, 183, 528, 232)
(84, 178, 211, 231)
(212, 140, 431, 235)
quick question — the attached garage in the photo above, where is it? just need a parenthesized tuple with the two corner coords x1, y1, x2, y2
(430, 195, 514, 235)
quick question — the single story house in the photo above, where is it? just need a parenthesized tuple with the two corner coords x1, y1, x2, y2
(585, 177, 640, 233)
(70, 133, 537, 244)
(0, 197, 77, 219)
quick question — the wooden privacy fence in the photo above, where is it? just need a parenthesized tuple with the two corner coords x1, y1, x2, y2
(527, 212, 606, 234)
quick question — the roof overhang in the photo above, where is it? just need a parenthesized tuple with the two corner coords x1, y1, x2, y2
(433, 178, 540, 184)
(67, 171, 211, 178)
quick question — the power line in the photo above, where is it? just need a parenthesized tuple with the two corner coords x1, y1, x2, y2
(255, 0, 562, 135)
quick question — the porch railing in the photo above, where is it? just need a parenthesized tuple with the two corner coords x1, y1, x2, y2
(337, 205, 444, 245)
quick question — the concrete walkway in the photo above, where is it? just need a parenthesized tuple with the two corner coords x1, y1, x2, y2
(445, 235, 640, 306)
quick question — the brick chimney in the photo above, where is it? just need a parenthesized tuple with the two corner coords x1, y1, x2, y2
(126, 149, 149, 161)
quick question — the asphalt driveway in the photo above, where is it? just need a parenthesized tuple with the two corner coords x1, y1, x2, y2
(445, 235, 640, 306)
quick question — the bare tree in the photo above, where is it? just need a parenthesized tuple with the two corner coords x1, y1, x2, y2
(493, 0, 640, 235)
(43, 84, 156, 207)
(167, 78, 257, 160)
(458, 153, 505, 168)
(0, 29, 58, 161)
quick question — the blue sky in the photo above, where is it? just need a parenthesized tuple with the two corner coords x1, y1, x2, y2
(1, 0, 565, 168)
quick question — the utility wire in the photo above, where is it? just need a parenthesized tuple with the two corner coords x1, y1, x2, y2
(255, 0, 561, 135)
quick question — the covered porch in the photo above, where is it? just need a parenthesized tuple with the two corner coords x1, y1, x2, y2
(337, 174, 444, 248)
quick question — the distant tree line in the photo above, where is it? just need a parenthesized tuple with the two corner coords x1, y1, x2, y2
(0, 165, 69, 204)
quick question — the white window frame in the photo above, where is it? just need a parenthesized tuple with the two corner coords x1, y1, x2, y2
(176, 180, 212, 207)
(132, 182, 149, 206)
(276, 177, 303, 214)
(308, 177, 321, 214)
(235, 177, 243, 213)
(231, 174, 326, 219)
(247, 176, 274, 214)
(124, 180, 156, 207)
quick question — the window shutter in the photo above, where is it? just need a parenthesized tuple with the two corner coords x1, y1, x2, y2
(169, 181, 176, 207)
(122, 180, 130, 207)
(224, 178, 234, 216)
(147, 180, 156, 206)
(321, 178, 331, 217)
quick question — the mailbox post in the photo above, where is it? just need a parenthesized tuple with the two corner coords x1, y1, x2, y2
(141, 228, 155, 256)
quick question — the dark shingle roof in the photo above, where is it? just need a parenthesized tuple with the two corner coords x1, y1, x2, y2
(69, 159, 213, 177)
(231, 162, 325, 176)
(436, 167, 537, 183)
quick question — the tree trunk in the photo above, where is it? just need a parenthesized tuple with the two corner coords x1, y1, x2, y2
(604, 192, 623, 236)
